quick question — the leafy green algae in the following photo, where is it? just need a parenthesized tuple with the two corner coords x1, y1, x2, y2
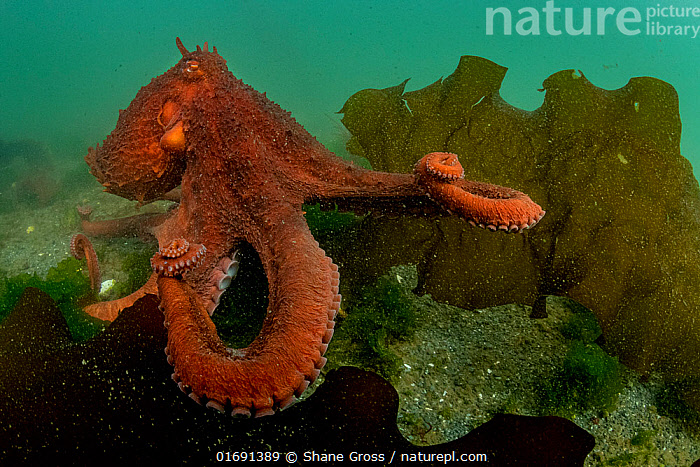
(541, 340, 624, 418)
(541, 310, 625, 418)
(331, 271, 417, 382)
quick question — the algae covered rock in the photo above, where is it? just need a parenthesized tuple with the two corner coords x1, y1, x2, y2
(338, 55, 700, 383)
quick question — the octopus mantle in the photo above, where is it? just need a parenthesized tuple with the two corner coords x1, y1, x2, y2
(73, 38, 544, 417)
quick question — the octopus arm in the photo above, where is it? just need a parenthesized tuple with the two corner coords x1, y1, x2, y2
(302, 153, 545, 231)
(84, 274, 158, 322)
(301, 155, 423, 200)
(70, 232, 159, 322)
(78, 209, 172, 239)
(299, 157, 432, 215)
(70, 233, 101, 292)
(71, 207, 175, 322)
(412, 152, 545, 232)
(159, 206, 339, 417)
(428, 179, 545, 232)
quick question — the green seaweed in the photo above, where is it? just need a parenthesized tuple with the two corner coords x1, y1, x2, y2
(338, 55, 700, 394)
(654, 380, 700, 432)
(560, 308, 602, 343)
(109, 249, 154, 298)
(630, 429, 656, 447)
(335, 272, 416, 381)
(0, 258, 105, 341)
(603, 430, 656, 466)
(495, 393, 526, 415)
(604, 451, 649, 466)
(541, 339, 625, 418)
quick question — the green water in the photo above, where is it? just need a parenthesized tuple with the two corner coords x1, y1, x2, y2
(1, 0, 698, 171)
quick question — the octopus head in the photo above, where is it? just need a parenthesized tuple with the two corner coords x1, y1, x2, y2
(85, 37, 228, 203)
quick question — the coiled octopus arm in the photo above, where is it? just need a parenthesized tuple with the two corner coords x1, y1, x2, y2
(70, 233, 101, 292)
(159, 205, 339, 417)
(413, 153, 545, 232)
(309, 152, 544, 232)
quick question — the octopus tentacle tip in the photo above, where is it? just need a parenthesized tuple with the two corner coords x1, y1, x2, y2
(151, 238, 206, 277)
(76, 205, 93, 220)
(416, 152, 465, 181)
(413, 152, 544, 234)
(70, 233, 101, 292)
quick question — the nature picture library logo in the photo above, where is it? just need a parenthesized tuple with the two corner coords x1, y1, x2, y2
(485, 0, 700, 38)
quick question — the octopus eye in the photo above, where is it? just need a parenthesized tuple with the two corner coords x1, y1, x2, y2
(185, 60, 200, 73)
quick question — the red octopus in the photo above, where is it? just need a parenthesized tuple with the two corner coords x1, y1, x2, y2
(74, 38, 544, 417)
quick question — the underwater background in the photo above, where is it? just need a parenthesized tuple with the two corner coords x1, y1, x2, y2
(2, 0, 700, 465)
(1, 0, 698, 171)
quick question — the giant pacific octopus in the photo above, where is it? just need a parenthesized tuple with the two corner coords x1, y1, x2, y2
(72, 38, 544, 417)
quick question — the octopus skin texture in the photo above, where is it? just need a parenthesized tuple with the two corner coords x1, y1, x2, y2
(75, 38, 544, 417)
